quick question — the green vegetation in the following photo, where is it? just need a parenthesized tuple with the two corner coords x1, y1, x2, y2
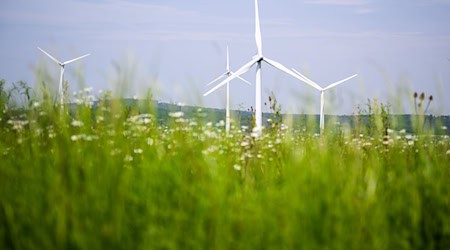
(1, 80, 449, 249)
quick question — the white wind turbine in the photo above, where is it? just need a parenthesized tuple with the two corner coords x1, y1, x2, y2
(204, 46, 251, 132)
(203, 0, 317, 135)
(292, 68, 357, 132)
(38, 47, 90, 107)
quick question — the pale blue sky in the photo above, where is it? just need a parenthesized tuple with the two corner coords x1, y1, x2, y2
(1, 0, 449, 114)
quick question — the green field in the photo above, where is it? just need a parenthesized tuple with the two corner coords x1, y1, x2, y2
(1, 82, 450, 249)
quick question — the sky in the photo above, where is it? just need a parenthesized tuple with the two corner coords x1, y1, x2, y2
(1, 0, 449, 115)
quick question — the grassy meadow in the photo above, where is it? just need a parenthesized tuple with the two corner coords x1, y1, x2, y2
(1, 80, 450, 249)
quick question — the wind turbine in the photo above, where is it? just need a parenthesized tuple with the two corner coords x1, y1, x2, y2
(38, 47, 90, 107)
(292, 68, 357, 132)
(205, 46, 251, 132)
(203, 0, 318, 135)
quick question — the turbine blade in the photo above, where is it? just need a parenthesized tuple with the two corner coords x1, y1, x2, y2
(230, 71, 252, 85)
(206, 73, 227, 86)
(204, 58, 258, 96)
(264, 57, 320, 90)
(255, 0, 263, 56)
(38, 47, 61, 65)
(291, 68, 322, 90)
(63, 53, 91, 65)
(323, 74, 358, 91)
(237, 75, 252, 85)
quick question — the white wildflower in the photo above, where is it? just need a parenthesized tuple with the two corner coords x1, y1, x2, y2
(48, 132, 56, 139)
(233, 164, 241, 171)
(84, 87, 93, 93)
(134, 148, 143, 154)
(147, 138, 154, 146)
(71, 120, 84, 127)
(446, 150, 450, 155)
(441, 126, 447, 130)
(168, 111, 184, 118)
(8, 120, 28, 131)
(408, 140, 414, 146)
(85, 135, 98, 141)
(124, 154, 133, 162)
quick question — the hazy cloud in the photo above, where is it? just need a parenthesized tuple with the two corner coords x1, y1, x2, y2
(434, 0, 450, 4)
(354, 7, 375, 14)
(304, 0, 375, 14)
(0, 0, 252, 42)
(304, 0, 370, 6)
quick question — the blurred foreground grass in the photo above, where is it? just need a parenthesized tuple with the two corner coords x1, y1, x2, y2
(0, 83, 450, 250)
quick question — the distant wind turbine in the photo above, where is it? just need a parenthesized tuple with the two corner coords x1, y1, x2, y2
(292, 68, 357, 132)
(203, 0, 317, 135)
(38, 47, 90, 106)
(204, 46, 251, 133)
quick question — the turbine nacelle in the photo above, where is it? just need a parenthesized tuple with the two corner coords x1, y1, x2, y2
(252, 55, 264, 61)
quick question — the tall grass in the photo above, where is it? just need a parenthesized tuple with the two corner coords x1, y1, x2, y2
(0, 81, 449, 250)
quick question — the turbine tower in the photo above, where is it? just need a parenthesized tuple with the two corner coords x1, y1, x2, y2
(38, 47, 90, 107)
(204, 46, 251, 133)
(292, 68, 357, 132)
(204, 0, 317, 135)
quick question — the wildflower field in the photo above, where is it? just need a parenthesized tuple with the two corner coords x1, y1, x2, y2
(1, 83, 450, 249)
